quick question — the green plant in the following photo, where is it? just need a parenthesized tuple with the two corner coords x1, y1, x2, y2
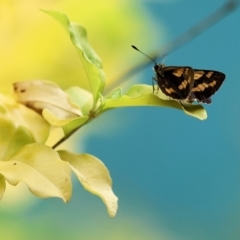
(0, 10, 206, 217)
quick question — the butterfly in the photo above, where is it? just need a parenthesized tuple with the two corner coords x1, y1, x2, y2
(132, 45, 225, 104)
(153, 64, 225, 104)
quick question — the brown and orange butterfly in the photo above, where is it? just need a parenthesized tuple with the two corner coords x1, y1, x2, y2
(132, 45, 225, 104)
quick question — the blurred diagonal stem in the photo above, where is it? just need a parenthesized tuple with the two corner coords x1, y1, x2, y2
(107, 0, 239, 92)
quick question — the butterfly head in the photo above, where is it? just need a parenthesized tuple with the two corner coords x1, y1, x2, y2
(153, 64, 165, 73)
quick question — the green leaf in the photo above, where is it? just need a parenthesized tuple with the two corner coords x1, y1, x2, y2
(0, 103, 43, 161)
(0, 174, 6, 200)
(0, 143, 72, 202)
(61, 117, 89, 136)
(42, 109, 89, 136)
(101, 84, 207, 120)
(66, 86, 93, 116)
(106, 87, 122, 100)
(41, 10, 105, 106)
(58, 150, 118, 217)
(0, 124, 35, 161)
(0, 117, 24, 161)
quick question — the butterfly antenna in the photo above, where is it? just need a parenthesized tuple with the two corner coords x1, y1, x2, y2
(131, 45, 157, 65)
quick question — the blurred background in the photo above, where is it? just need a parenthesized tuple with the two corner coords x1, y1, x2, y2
(0, 0, 240, 239)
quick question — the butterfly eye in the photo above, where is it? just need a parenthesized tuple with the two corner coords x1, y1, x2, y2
(153, 65, 159, 71)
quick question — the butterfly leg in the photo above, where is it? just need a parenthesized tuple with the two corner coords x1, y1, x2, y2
(152, 77, 158, 93)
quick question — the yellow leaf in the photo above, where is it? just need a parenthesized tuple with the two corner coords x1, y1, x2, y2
(0, 143, 72, 202)
(0, 94, 50, 143)
(13, 80, 82, 118)
(59, 150, 118, 217)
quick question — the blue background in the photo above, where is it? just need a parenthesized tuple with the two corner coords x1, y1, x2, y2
(82, 1, 240, 239)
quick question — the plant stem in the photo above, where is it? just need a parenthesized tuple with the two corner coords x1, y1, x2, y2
(51, 110, 100, 149)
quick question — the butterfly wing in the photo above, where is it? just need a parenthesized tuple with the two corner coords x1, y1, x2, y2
(155, 65, 195, 100)
(191, 70, 225, 103)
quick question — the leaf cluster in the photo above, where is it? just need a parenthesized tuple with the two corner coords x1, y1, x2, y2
(0, 10, 207, 217)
